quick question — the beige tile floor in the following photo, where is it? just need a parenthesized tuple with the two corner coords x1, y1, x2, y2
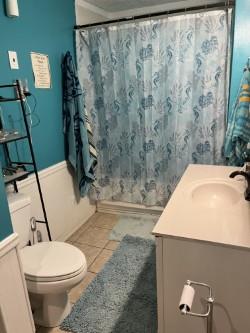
(36, 212, 119, 333)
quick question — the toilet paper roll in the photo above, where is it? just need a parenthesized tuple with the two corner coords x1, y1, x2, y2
(6, 0, 19, 17)
(179, 284, 195, 312)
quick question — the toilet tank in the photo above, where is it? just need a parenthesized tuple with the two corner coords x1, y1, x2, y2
(7, 193, 31, 248)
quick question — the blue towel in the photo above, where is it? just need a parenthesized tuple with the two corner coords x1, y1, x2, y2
(62, 51, 97, 196)
(224, 69, 250, 165)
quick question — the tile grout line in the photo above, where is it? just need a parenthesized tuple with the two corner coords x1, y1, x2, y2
(73, 241, 107, 249)
(92, 226, 115, 230)
(73, 241, 118, 251)
(73, 226, 112, 244)
(82, 225, 115, 231)
(88, 248, 114, 273)
(73, 239, 110, 249)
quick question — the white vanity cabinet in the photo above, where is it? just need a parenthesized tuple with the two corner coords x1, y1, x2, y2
(153, 164, 250, 333)
(155, 235, 250, 332)
(0, 233, 35, 333)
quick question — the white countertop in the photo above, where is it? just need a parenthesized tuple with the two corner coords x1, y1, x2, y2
(152, 164, 250, 249)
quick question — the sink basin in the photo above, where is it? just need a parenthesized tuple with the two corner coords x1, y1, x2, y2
(189, 180, 242, 208)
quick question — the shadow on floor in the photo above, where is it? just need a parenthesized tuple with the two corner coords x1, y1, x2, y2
(111, 246, 157, 333)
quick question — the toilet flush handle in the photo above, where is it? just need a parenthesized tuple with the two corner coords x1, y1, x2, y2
(30, 217, 37, 245)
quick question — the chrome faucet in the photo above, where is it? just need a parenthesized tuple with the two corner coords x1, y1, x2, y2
(229, 165, 250, 201)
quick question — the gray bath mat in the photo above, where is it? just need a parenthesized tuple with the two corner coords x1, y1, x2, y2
(61, 235, 157, 333)
(109, 215, 158, 241)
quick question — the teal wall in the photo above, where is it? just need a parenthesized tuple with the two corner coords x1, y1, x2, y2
(0, 0, 75, 171)
(0, 0, 247, 240)
(229, 0, 250, 117)
(0, 163, 13, 241)
(0, 0, 75, 240)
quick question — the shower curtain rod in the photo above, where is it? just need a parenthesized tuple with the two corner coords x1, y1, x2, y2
(74, 1, 234, 30)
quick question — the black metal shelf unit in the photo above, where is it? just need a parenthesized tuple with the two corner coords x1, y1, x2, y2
(0, 80, 52, 241)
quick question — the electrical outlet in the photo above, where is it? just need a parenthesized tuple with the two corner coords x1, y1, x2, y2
(8, 51, 19, 69)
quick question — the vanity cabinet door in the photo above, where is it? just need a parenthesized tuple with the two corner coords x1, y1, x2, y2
(157, 236, 250, 333)
(161, 237, 206, 333)
(0, 234, 35, 333)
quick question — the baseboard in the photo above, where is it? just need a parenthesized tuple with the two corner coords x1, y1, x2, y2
(97, 200, 163, 217)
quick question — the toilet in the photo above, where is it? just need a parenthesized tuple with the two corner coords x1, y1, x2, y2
(7, 192, 87, 328)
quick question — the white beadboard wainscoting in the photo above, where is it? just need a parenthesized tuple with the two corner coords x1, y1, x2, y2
(0, 233, 35, 333)
(6, 161, 96, 242)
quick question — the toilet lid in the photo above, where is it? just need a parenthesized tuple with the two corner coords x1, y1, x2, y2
(20, 242, 87, 281)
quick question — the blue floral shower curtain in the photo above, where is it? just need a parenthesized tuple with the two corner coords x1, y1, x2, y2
(76, 9, 231, 206)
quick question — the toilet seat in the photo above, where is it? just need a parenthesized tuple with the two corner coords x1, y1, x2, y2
(20, 241, 87, 283)
(25, 265, 85, 282)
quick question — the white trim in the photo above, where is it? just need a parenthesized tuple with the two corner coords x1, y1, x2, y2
(6, 161, 96, 242)
(0, 233, 19, 258)
(76, 0, 111, 18)
(15, 239, 36, 333)
(97, 200, 163, 217)
(0, 232, 35, 332)
(10, 161, 67, 189)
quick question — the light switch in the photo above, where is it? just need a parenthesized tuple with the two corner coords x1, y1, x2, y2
(8, 51, 19, 69)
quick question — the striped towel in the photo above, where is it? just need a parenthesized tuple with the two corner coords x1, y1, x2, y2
(84, 111, 97, 162)
(62, 51, 97, 197)
(224, 69, 250, 165)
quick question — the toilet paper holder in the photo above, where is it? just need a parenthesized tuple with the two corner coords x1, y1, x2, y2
(179, 280, 214, 333)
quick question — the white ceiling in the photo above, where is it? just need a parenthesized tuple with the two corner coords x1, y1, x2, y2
(83, 0, 185, 12)
(76, 0, 222, 24)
